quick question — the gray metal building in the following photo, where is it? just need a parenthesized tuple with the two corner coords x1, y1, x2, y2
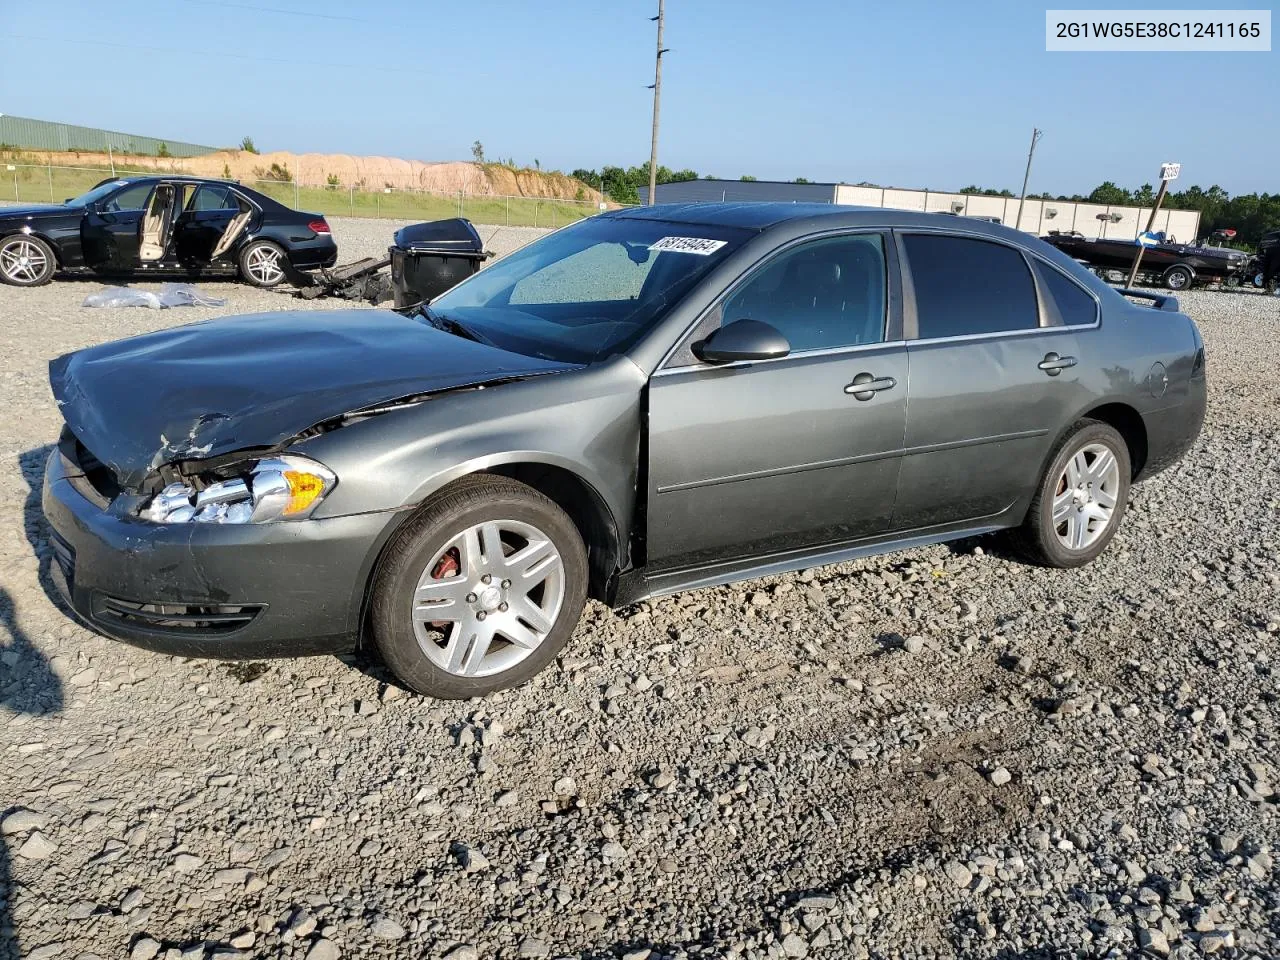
(638, 179, 837, 205)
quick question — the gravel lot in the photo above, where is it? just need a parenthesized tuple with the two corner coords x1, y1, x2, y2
(1, 217, 1277, 960)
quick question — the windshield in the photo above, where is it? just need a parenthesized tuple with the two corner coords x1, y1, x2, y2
(427, 216, 751, 363)
(65, 180, 134, 207)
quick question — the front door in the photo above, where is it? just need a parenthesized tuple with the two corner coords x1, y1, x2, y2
(80, 181, 156, 271)
(645, 232, 909, 572)
(891, 232, 1094, 530)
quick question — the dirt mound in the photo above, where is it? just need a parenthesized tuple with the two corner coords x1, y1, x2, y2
(25, 149, 602, 202)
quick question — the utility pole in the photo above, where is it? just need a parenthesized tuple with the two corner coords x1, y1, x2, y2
(1014, 127, 1042, 231)
(646, 0, 667, 206)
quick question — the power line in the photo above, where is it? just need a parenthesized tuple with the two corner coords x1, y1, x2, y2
(175, 0, 375, 24)
(2, 34, 400, 74)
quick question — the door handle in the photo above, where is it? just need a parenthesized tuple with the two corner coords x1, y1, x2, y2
(845, 372, 897, 400)
(1038, 352, 1078, 376)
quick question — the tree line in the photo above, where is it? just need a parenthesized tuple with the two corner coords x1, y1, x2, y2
(570, 162, 1277, 246)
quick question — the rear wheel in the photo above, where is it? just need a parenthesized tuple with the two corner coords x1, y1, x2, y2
(1163, 265, 1194, 291)
(0, 234, 56, 286)
(239, 239, 287, 287)
(370, 475, 588, 699)
(1014, 419, 1131, 568)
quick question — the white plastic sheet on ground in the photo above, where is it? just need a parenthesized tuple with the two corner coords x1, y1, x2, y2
(82, 283, 228, 309)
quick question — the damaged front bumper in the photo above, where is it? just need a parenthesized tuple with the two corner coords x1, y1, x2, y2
(42, 445, 403, 660)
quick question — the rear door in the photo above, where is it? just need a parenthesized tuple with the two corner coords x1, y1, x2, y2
(645, 231, 909, 572)
(891, 231, 1096, 531)
(173, 184, 242, 264)
(80, 182, 156, 270)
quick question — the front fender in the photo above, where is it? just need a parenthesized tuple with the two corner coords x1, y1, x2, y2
(296, 358, 646, 550)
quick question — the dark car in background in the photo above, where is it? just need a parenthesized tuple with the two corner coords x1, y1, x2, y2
(43, 204, 1206, 698)
(0, 175, 336, 288)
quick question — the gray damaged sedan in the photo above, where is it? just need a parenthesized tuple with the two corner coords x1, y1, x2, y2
(43, 204, 1206, 698)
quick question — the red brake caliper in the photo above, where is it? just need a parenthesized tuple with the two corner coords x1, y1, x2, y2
(428, 548, 461, 628)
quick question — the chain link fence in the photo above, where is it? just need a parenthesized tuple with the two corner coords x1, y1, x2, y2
(1, 164, 612, 228)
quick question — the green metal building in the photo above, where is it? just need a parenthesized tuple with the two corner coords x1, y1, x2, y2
(0, 114, 216, 158)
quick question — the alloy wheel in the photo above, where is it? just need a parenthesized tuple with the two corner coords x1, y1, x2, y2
(1052, 442, 1121, 551)
(412, 519, 565, 678)
(0, 238, 49, 283)
(245, 244, 284, 285)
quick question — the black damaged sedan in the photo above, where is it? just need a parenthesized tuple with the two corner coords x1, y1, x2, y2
(43, 204, 1206, 698)
(0, 174, 336, 288)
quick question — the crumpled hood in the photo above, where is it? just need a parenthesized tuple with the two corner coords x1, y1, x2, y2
(50, 309, 577, 489)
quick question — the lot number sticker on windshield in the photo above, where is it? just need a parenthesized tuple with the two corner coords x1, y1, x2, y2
(649, 236, 727, 255)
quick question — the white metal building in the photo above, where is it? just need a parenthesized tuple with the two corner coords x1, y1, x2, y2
(641, 179, 1201, 243)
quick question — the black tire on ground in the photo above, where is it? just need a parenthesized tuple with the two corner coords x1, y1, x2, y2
(0, 234, 56, 286)
(1013, 419, 1132, 569)
(1163, 265, 1194, 291)
(370, 474, 588, 699)
(238, 239, 288, 288)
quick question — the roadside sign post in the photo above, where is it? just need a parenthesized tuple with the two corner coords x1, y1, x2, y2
(1126, 162, 1179, 288)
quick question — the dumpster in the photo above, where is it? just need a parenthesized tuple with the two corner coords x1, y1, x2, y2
(389, 218, 490, 308)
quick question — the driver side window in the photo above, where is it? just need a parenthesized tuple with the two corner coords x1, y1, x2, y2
(102, 183, 154, 213)
(721, 234, 887, 353)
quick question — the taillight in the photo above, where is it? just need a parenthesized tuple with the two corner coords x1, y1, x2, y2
(308, 219, 330, 234)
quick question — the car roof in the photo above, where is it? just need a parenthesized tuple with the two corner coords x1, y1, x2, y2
(604, 201, 1024, 241)
(113, 174, 230, 186)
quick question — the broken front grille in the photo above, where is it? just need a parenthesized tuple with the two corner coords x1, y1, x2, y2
(93, 597, 264, 635)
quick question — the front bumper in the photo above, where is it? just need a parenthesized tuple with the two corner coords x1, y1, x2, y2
(42, 446, 402, 660)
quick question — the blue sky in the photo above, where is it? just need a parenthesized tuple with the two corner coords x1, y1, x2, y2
(2, 0, 1274, 194)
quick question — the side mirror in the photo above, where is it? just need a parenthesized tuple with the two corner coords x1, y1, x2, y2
(694, 318, 790, 364)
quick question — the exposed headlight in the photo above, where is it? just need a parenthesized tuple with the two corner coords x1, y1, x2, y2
(141, 455, 336, 524)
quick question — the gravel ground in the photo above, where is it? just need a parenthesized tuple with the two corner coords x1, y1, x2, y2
(0, 224, 1277, 960)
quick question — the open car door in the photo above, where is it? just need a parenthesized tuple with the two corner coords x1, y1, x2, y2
(137, 183, 178, 262)
(210, 194, 254, 261)
(171, 184, 254, 265)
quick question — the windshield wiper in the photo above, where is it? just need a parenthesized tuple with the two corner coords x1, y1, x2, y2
(418, 304, 491, 346)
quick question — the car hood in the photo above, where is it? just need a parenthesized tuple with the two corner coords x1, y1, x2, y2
(1, 204, 77, 222)
(50, 309, 579, 489)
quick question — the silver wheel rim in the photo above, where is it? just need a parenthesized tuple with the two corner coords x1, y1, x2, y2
(245, 244, 284, 284)
(1, 238, 49, 283)
(412, 519, 565, 678)
(1167, 270, 1188, 289)
(1052, 442, 1121, 551)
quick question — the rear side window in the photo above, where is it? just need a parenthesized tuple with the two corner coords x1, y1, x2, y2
(190, 185, 236, 211)
(903, 234, 1038, 339)
(1034, 261, 1098, 326)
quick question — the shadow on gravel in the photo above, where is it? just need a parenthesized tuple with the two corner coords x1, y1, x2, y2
(5, 445, 67, 957)
(19, 444, 64, 615)
(1, 584, 66, 959)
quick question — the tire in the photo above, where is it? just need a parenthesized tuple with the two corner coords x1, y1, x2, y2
(0, 234, 56, 286)
(370, 475, 588, 699)
(238, 239, 287, 287)
(1013, 419, 1131, 568)
(1163, 265, 1194, 291)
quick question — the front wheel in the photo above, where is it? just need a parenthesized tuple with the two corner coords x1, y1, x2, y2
(370, 475, 588, 699)
(238, 239, 287, 287)
(0, 234, 56, 286)
(1014, 420, 1131, 568)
